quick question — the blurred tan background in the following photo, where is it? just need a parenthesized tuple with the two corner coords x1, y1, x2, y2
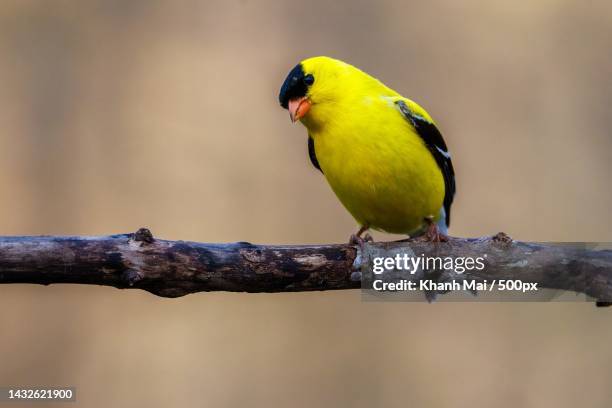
(1, 0, 612, 407)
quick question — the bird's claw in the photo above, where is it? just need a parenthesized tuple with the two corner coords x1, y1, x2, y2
(349, 229, 374, 251)
(425, 227, 448, 243)
(415, 219, 448, 242)
(349, 234, 371, 247)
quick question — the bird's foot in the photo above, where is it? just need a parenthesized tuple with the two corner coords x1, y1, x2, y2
(350, 232, 373, 246)
(349, 225, 373, 251)
(415, 218, 448, 243)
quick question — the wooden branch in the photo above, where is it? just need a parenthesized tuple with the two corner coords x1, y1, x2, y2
(0, 229, 611, 303)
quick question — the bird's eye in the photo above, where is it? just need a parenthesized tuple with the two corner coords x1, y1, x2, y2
(304, 74, 314, 85)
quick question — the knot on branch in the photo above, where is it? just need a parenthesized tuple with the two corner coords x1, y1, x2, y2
(122, 269, 143, 286)
(493, 232, 513, 244)
(131, 228, 155, 245)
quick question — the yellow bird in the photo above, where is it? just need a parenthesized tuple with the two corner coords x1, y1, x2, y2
(279, 56, 455, 242)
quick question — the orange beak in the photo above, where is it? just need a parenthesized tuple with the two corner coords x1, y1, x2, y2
(288, 96, 311, 123)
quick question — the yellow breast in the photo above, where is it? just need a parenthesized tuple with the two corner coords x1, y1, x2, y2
(308, 96, 445, 235)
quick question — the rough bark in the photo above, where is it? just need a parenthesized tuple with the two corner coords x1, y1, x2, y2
(0, 229, 610, 303)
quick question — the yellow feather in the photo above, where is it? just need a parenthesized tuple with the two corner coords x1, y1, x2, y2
(298, 56, 446, 235)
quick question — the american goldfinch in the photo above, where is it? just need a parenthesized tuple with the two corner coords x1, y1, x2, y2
(279, 56, 455, 242)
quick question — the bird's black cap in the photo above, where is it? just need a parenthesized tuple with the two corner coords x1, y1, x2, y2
(279, 63, 308, 109)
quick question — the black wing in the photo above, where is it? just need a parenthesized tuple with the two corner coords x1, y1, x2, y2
(308, 135, 323, 173)
(396, 100, 455, 227)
